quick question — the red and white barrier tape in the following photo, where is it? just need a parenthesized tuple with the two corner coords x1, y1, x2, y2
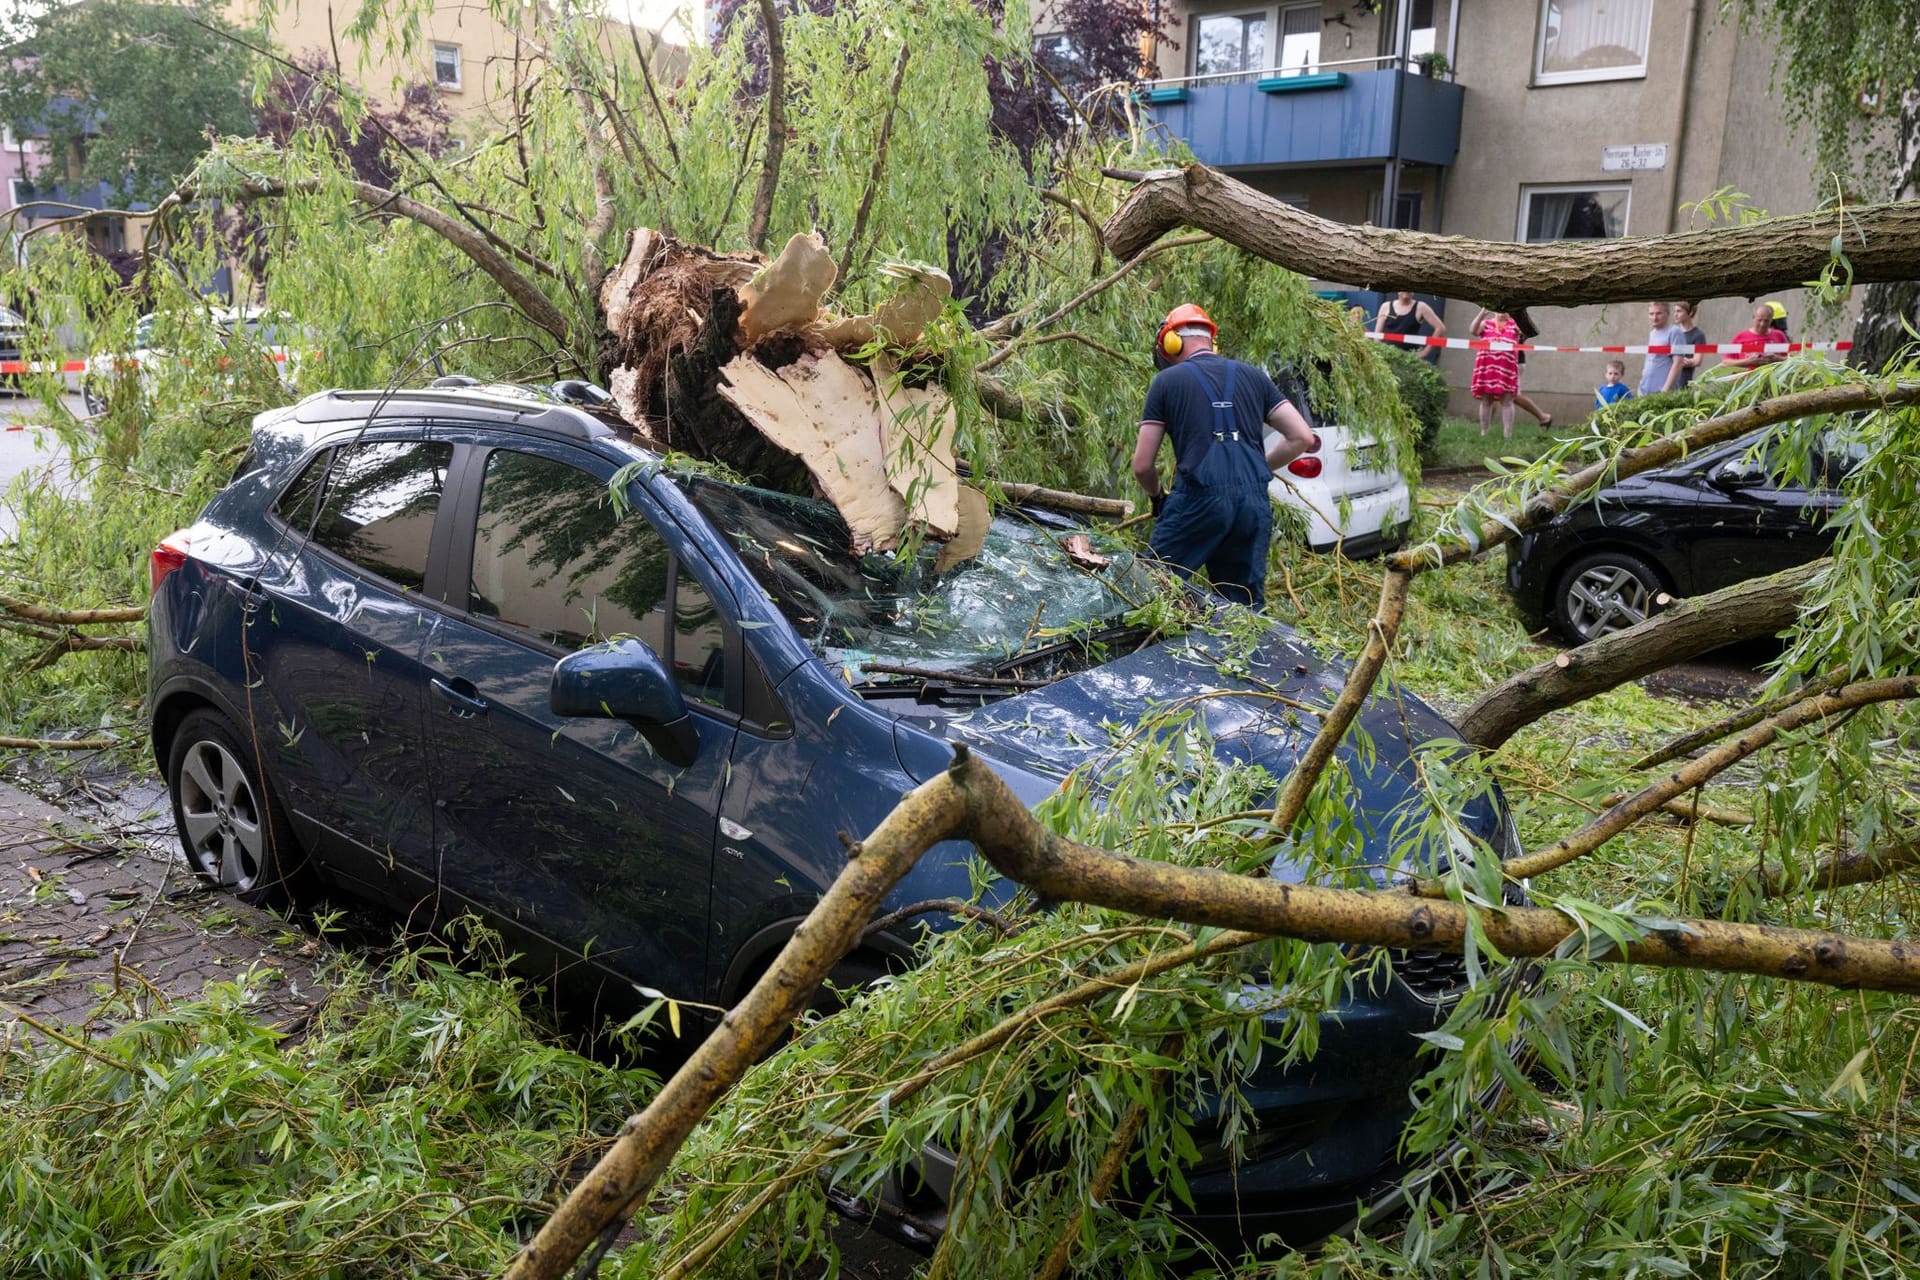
(0, 352, 292, 375)
(1367, 333, 1851, 356)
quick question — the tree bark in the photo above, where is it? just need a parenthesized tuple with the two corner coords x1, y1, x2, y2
(1102, 164, 1920, 310)
(1456, 560, 1824, 749)
(507, 746, 1920, 1280)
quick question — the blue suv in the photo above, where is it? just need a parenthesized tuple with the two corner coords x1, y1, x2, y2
(147, 384, 1513, 1245)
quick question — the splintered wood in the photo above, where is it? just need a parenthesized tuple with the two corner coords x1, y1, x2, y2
(719, 352, 908, 553)
(606, 225, 975, 556)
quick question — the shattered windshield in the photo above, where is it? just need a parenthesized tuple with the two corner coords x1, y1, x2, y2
(684, 478, 1153, 679)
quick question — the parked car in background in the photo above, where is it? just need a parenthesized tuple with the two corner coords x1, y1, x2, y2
(83, 307, 305, 414)
(1506, 426, 1858, 643)
(0, 306, 31, 389)
(148, 382, 1519, 1249)
(1264, 369, 1411, 557)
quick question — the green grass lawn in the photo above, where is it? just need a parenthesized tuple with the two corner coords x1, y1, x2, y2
(1425, 413, 1568, 471)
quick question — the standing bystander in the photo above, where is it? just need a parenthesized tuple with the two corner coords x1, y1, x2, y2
(1639, 301, 1684, 397)
(1723, 302, 1790, 370)
(1470, 307, 1521, 438)
(1663, 300, 1707, 391)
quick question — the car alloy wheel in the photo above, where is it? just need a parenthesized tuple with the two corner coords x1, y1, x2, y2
(167, 708, 298, 905)
(1555, 551, 1663, 643)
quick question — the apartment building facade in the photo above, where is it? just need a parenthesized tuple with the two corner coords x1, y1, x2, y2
(1139, 0, 1842, 419)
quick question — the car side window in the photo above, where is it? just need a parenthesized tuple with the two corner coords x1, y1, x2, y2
(469, 449, 725, 707)
(276, 441, 452, 591)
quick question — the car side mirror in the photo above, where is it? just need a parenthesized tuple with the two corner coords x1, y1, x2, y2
(1710, 460, 1762, 490)
(550, 638, 699, 768)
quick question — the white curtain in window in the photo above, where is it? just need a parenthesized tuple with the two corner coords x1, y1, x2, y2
(1526, 192, 1579, 242)
(1541, 0, 1651, 77)
(1278, 5, 1321, 76)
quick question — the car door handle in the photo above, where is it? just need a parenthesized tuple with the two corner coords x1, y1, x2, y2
(222, 575, 261, 613)
(431, 677, 490, 719)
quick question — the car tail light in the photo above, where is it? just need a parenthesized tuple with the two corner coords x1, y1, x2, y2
(150, 530, 191, 595)
(1287, 456, 1323, 479)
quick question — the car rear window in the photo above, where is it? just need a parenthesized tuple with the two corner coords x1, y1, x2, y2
(275, 441, 453, 592)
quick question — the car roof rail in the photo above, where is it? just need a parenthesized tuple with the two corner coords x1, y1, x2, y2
(290, 388, 612, 441)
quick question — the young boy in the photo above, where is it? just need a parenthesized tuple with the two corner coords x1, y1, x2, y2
(1595, 359, 1634, 409)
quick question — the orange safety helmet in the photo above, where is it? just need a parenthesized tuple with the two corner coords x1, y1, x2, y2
(1156, 303, 1217, 360)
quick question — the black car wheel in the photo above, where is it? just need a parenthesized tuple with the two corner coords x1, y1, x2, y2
(81, 380, 108, 416)
(1552, 550, 1665, 644)
(166, 709, 301, 906)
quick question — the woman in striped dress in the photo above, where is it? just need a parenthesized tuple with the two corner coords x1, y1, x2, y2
(1469, 308, 1520, 439)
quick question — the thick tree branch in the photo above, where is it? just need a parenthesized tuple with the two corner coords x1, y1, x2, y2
(1456, 560, 1826, 749)
(160, 173, 572, 343)
(510, 746, 1920, 1280)
(1103, 164, 1920, 309)
(745, 0, 788, 253)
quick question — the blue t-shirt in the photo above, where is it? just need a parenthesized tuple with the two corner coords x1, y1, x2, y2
(1141, 354, 1282, 480)
(1595, 383, 1633, 409)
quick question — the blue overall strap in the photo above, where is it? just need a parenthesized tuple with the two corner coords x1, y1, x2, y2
(1176, 357, 1239, 475)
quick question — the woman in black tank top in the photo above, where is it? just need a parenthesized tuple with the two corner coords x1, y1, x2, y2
(1374, 291, 1444, 362)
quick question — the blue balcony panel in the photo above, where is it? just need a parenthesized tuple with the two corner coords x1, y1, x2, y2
(1149, 68, 1462, 170)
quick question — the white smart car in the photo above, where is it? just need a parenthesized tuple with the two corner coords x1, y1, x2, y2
(1264, 378, 1412, 556)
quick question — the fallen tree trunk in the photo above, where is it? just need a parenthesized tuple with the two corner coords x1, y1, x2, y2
(1456, 560, 1825, 749)
(1103, 164, 1920, 310)
(506, 745, 1920, 1280)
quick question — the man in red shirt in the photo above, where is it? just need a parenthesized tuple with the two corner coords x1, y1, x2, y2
(1722, 301, 1789, 370)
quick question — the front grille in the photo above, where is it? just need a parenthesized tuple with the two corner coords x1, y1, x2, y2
(1391, 949, 1469, 1002)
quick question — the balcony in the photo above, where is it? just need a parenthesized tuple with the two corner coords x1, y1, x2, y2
(1144, 62, 1463, 171)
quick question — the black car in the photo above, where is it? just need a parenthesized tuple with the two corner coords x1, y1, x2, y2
(1506, 427, 1858, 643)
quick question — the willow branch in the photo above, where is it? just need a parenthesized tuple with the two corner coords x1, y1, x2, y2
(0, 736, 118, 750)
(1390, 381, 1920, 575)
(745, 0, 788, 253)
(838, 44, 911, 282)
(19, 632, 143, 674)
(1102, 163, 1920, 309)
(1268, 567, 1411, 833)
(0, 595, 145, 625)
(627, 21, 683, 167)
(978, 233, 1212, 368)
(1632, 666, 1851, 771)
(1761, 834, 1920, 896)
(510, 746, 1920, 1280)
(158, 174, 571, 343)
(1486, 677, 1920, 887)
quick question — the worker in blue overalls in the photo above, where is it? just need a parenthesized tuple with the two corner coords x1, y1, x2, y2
(1131, 304, 1317, 608)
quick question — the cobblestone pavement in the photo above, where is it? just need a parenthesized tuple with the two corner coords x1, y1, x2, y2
(0, 771, 330, 1047)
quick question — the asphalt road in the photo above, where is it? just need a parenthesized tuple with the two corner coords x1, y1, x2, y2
(0, 392, 82, 540)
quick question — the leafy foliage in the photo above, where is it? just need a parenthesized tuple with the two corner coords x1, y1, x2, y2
(0, 938, 655, 1279)
(0, 0, 259, 205)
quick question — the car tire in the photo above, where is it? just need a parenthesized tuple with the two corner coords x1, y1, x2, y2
(81, 381, 107, 416)
(166, 708, 304, 907)
(1551, 550, 1666, 644)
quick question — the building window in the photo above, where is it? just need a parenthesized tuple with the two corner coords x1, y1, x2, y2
(1518, 184, 1630, 242)
(1535, 0, 1652, 86)
(1276, 4, 1321, 76)
(1193, 12, 1267, 79)
(2, 125, 36, 153)
(432, 42, 462, 90)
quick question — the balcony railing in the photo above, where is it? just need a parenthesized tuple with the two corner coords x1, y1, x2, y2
(1142, 55, 1463, 170)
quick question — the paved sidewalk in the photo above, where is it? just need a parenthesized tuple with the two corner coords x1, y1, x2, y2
(0, 775, 329, 1045)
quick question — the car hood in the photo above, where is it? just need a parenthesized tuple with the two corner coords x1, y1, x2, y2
(891, 626, 1502, 885)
